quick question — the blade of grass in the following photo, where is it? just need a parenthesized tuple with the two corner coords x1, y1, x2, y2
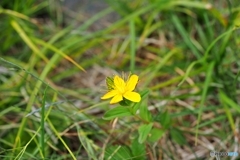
(219, 90, 239, 135)
(33, 38, 86, 72)
(233, 70, 240, 88)
(178, 27, 237, 91)
(10, 20, 48, 63)
(219, 90, 240, 113)
(0, 8, 34, 23)
(138, 12, 163, 47)
(76, 125, 98, 160)
(195, 23, 209, 48)
(12, 54, 60, 156)
(40, 85, 48, 158)
(195, 61, 215, 145)
(203, 27, 237, 62)
(143, 48, 178, 88)
(55, 0, 194, 56)
(171, 14, 201, 59)
(77, 7, 113, 31)
(46, 117, 77, 160)
(26, 1, 49, 15)
(14, 92, 56, 159)
(88, 0, 173, 40)
(152, 66, 205, 90)
(172, 1, 211, 9)
(130, 20, 136, 72)
(177, 60, 202, 87)
(203, 13, 214, 43)
(197, 115, 226, 128)
(0, 57, 58, 96)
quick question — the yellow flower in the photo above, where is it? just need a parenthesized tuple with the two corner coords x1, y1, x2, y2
(101, 74, 141, 104)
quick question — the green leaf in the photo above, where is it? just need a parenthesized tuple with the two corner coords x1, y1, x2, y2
(132, 89, 150, 114)
(219, 90, 240, 113)
(148, 128, 165, 142)
(138, 123, 153, 144)
(139, 104, 152, 122)
(219, 90, 238, 133)
(105, 145, 132, 160)
(119, 99, 133, 106)
(103, 106, 132, 120)
(156, 111, 172, 129)
(137, 90, 152, 121)
(140, 89, 150, 98)
(170, 128, 186, 145)
(131, 138, 146, 160)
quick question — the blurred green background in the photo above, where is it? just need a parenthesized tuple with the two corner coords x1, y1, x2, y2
(0, 0, 240, 159)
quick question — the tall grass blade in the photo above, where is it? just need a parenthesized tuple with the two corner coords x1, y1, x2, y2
(195, 61, 215, 145)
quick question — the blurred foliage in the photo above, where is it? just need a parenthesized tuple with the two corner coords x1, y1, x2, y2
(0, 0, 240, 159)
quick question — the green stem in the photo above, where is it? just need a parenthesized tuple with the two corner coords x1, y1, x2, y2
(130, 20, 136, 72)
(41, 85, 48, 158)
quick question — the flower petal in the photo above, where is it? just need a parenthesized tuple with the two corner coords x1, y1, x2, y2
(110, 94, 123, 104)
(101, 90, 118, 99)
(125, 74, 139, 91)
(114, 75, 125, 93)
(123, 91, 141, 102)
